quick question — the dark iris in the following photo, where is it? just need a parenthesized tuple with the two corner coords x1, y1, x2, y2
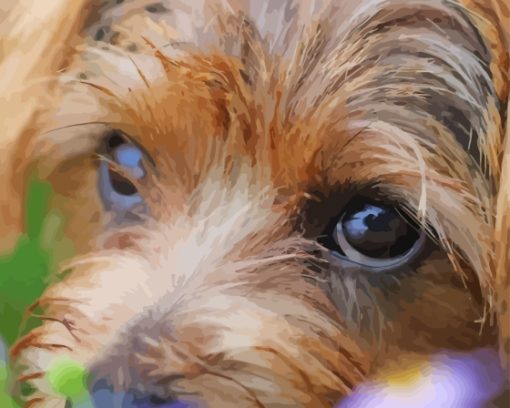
(108, 169, 138, 196)
(335, 199, 419, 259)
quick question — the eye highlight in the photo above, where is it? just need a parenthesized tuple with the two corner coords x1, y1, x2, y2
(323, 197, 425, 269)
(98, 132, 146, 213)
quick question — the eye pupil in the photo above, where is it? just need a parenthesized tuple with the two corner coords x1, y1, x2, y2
(329, 198, 422, 266)
(108, 169, 138, 196)
(107, 132, 125, 150)
(340, 203, 418, 258)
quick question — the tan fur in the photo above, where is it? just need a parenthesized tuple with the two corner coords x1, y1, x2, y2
(1, 0, 509, 406)
(0, 0, 92, 253)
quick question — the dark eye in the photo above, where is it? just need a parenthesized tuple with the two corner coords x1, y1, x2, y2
(325, 197, 425, 268)
(98, 132, 145, 212)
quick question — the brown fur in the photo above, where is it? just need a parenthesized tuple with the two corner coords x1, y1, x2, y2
(1, 0, 509, 406)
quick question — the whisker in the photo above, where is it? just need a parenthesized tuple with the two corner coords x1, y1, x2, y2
(75, 80, 117, 98)
(41, 121, 113, 135)
(29, 315, 80, 343)
(25, 342, 73, 353)
(16, 371, 45, 383)
(300, 274, 329, 283)
(339, 125, 371, 152)
(58, 251, 125, 271)
(127, 55, 152, 90)
(27, 297, 81, 313)
(11, 332, 41, 358)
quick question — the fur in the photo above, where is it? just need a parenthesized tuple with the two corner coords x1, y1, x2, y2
(1, 0, 509, 406)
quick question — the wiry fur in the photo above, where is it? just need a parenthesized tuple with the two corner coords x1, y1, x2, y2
(1, 0, 509, 406)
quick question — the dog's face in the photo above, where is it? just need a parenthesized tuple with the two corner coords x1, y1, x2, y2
(6, 0, 509, 407)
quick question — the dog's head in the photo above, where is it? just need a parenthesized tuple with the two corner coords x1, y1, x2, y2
(2, 0, 510, 407)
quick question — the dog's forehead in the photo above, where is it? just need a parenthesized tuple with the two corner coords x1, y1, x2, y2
(70, 51, 327, 192)
(52, 0, 504, 193)
(42, 0, 499, 246)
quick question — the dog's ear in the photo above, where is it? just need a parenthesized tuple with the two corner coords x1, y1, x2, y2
(0, 0, 90, 253)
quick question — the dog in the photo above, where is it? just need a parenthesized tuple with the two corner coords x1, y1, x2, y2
(1, 0, 509, 406)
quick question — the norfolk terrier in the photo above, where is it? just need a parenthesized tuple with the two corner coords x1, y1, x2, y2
(1, 0, 509, 407)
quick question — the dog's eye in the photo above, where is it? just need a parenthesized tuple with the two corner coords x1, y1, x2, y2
(98, 133, 145, 212)
(326, 198, 425, 268)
